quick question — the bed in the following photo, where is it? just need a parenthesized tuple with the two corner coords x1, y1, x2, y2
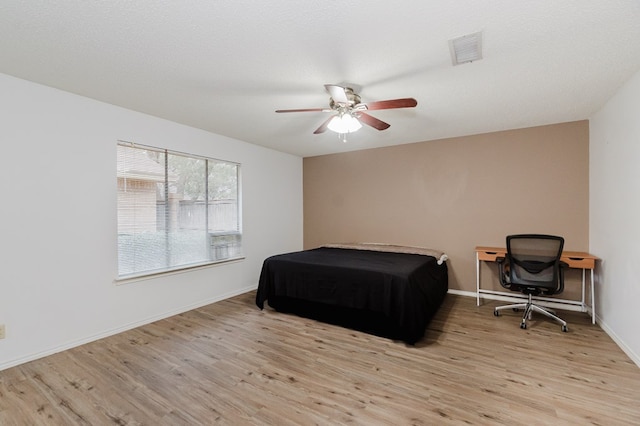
(256, 243, 448, 344)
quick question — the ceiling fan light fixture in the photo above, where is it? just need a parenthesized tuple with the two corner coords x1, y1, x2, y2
(449, 31, 483, 65)
(327, 113, 362, 134)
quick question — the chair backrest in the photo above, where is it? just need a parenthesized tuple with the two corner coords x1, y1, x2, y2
(506, 234, 564, 294)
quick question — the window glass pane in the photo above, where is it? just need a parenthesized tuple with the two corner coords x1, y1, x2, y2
(117, 143, 242, 278)
(208, 160, 238, 232)
(208, 160, 242, 260)
(167, 152, 208, 268)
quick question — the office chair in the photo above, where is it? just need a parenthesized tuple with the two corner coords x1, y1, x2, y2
(493, 234, 569, 332)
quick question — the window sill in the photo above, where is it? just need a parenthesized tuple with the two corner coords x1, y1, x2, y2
(114, 256, 245, 285)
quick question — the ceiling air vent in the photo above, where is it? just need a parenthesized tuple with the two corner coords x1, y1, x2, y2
(449, 31, 483, 66)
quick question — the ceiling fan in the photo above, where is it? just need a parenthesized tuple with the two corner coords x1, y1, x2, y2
(275, 84, 417, 140)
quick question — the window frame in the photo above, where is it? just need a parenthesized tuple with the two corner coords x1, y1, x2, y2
(116, 141, 243, 282)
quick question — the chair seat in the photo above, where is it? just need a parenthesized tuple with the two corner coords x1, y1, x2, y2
(511, 285, 555, 296)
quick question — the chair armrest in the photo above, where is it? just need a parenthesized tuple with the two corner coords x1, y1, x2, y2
(556, 261, 568, 294)
(495, 257, 510, 289)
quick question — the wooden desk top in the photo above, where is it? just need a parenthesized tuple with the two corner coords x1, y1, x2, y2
(475, 246, 599, 269)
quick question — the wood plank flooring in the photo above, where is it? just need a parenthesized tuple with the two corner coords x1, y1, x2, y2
(1, 292, 639, 425)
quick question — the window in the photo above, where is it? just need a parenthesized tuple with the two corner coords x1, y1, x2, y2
(117, 142, 242, 279)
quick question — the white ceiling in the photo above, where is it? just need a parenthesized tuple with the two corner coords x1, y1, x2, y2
(2, 1, 640, 158)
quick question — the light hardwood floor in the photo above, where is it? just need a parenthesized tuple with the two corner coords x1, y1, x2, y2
(1, 292, 639, 425)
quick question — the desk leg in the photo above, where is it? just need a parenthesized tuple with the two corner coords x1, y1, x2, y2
(476, 253, 481, 306)
(591, 268, 596, 325)
(581, 269, 586, 312)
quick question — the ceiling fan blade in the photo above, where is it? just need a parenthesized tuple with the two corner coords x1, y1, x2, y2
(275, 108, 327, 113)
(324, 84, 349, 104)
(313, 116, 335, 134)
(363, 98, 418, 110)
(358, 112, 391, 131)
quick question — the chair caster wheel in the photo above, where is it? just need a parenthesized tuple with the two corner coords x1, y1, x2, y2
(520, 323, 527, 329)
(561, 325, 568, 332)
(494, 310, 500, 317)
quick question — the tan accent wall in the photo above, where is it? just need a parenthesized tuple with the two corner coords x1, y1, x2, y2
(303, 121, 589, 293)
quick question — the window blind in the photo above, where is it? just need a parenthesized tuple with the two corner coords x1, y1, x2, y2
(117, 142, 242, 278)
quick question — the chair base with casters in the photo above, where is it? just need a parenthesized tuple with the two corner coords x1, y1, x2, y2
(493, 293, 568, 332)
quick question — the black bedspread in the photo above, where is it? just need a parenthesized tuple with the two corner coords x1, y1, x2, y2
(256, 247, 448, 343)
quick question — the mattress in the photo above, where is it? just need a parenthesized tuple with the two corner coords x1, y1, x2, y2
(256, 245, 448, 343)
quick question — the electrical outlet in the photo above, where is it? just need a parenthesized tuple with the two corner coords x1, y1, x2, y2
(0, 324, 5, 339)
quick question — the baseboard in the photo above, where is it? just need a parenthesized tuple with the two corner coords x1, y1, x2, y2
(5, 287, 638, 371)
(447, 289, 477, 298)
(0, 285, 256, 372)
(595, 317, 640, 368)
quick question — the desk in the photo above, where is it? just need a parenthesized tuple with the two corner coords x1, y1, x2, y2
(475, 246, 599, 324)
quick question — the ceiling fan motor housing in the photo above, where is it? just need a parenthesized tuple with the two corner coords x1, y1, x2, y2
(329, 87, 361, 110)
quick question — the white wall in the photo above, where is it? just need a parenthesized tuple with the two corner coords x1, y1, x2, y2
(0, 73, 303, 370)
(590, 69, 640, 366)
